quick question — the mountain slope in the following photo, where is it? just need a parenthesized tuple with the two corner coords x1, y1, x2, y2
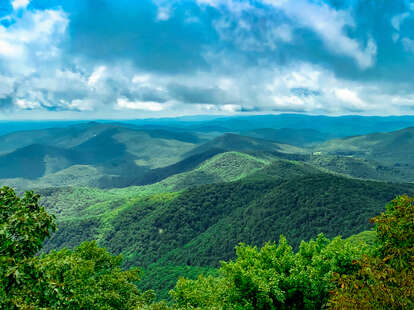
(185, 133, 305, 158)
(308, 154, 414, 183)
(154, 151, 271, 191)
(242, 128, 331, 146)
(0, 144, 74, 179)
(0, 123, 202, 183)
(316, 127, 414, 165)
(42, 168, 414, 269)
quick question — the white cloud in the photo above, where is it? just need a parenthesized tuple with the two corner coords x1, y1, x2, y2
(0, 8, 68, 66)
(200, 0, 376, 68)
(392, 33, 400, 43)
(152, 0, 178, 21)
(69, 99, 95, 111)
(334, 88, 365, 108)
(157, 7, 171, 21)
(197, 0, 253, 14)
(391, 12, 410, 31)
(0, 40, 24, 57)
(117, 98, 165, 111)
(132, 74, 151, 84)
(262, 0, 377, 69)
(88, 66, 106, 86)
(15, 98, 40, 109)
(220, 104, 241, 112)
(12, 0, 30, 10)
(402, 37, 414, 53)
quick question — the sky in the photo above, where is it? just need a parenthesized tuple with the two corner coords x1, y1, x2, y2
(1, 0, 414, 119)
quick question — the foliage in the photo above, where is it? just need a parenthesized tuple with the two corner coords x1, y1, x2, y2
(0, 187, 160, 309)
(328, 195, 414, 309)
(0, 186, 56, 309)
(171, 234, 368, 310)
(139, 264, 218, 301)
(31, 241, 155, 309)
(38, 171, 414, 301)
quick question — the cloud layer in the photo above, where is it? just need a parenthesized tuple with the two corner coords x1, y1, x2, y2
(1, 0, 414, 119)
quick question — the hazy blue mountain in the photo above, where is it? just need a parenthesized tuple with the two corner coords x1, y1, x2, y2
(242, 128, 331, 146)
(184, 133, 305, 158)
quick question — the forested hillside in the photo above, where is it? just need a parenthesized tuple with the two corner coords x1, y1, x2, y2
(2, 187, 413, 309)
(1, 118, 414, 304)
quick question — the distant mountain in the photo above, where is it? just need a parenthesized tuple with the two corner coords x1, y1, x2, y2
(316, 127, 414, 165)
(185, 133, 305, 158)
(0, 122, 203, 184)
(0, 121, 85, 136)
(173, 114, 414, 136)
(0, 122, 202, 156)
(242, 128, 331, 146)
(3, 114, 413, 140)
(308, 154, 414, 183)
(0, 144, 74, 179)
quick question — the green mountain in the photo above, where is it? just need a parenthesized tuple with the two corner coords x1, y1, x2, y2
(185, 133, 305, 158)
(0, 123, 205, 187)
(2, 119, 414, 301)
(308, 154, 414, 183)
(36, 154, 414, 298)
(316, 127, 414, 165)
(242, 128, 331, 146)
(154, 151, 271, 191)
(0, 144, 74, 179)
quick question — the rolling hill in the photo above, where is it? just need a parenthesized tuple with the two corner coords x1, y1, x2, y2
(185, 133, 305, 158)
(242, 128, 331, 146)
(316, 126, 414, 165)
(2, 117, 414, 300)
(35, 151, 414, 298)
(0, 123, 206, 187)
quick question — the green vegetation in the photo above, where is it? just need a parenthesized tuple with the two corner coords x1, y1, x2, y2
(242, 127, 331, 146)
(316, 126, 414, 166)
(2, 120, 414, 307)
(36, 165, 414, 299)
(3, 187, 412, 309)
(0, 187, 157, 309)
(171, 235, 369, 309)
(329, 195, 414, 309)
(308, 154, 414, 183)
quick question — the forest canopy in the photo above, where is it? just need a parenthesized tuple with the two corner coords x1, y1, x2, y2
(0, 186, 413, 309)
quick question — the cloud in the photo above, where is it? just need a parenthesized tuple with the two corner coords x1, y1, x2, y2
(15, 98, 40, 109)
(167, 83, 227, 104)
(391, 12, 410, 31)
(262, 0, 377, 69)
(12, 0, 30, 10)
(88, 66, 106, 86)
(116, 97, 165, 111)
(402, 37, 414, 53)
(1, 0, 414, 118)
(334, 88, 366, 109)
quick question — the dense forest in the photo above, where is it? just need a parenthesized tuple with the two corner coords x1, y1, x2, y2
(1, 118, 414, 307)
(1, 187, 413, 309)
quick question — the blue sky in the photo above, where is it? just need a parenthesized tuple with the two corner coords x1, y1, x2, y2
(1, 0, 414, 119)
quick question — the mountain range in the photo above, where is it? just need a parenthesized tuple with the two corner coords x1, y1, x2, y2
(1, 114, 414, 299)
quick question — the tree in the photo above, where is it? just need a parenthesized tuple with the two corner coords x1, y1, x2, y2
(171, 234, 368, 310)
(328, 195, 414, 309)
(0, 186, 164, 309)
(0, 186, 56, 308)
